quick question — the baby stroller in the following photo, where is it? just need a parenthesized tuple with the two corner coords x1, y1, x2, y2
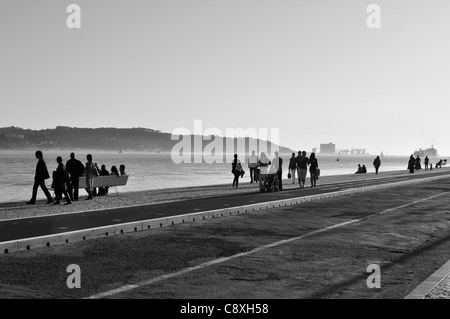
(259, 166, 280, 192)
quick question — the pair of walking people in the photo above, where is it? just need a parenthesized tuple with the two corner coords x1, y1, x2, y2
(27, 152, 73, 205)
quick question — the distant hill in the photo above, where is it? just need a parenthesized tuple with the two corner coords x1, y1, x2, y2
(0, 126, 294, 155)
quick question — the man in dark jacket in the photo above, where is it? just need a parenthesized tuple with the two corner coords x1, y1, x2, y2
(27, 150, 53, 204)
(66, 152, 85, 201)
(273, 151, 283, 191)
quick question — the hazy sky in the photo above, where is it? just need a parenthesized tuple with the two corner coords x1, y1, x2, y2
(1, 0, 449, 156)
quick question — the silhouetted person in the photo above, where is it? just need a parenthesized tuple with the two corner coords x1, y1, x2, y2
(408, 155, 415, 173)
(258, 152, 271, 176)
(248, 150, 259, 183)
(309, 153, 319, 187)
(297, 151, 309, 189)
(355, 164, 362, 174)
(231, 154, 243, 187)
(53, 157, 72, 205)
(85, 154, 97, 200)
(272, 151, 283, 191)
(415, 156, 422, 170)
(362, 165, 367, 173)
(111, 165, 119, 176)
(66, 152, 85, 201)
(119, 164, 126, 175)
(373, 156, 381, 175)
(98, 164, 110, 196)
(27, 151, 53, 205)
(424, 156, 429, 170)
(288, 153, 297, 184)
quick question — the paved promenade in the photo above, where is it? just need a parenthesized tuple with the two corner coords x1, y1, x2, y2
(1, 168, 450, 299)
(1, 170, 449, 242)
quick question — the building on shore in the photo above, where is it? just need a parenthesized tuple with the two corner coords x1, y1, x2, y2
(414, 146, 438, 157)
(320, 143, 336, 154)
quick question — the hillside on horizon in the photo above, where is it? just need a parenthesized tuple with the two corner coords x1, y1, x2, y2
(0, 126, 294, 154)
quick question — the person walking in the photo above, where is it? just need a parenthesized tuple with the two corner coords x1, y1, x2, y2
(272, 151, 283, 191)
(248, 150, 259, 183)
(415, 155, 422, 170)
(297, 151, 309, 188)
(27, 151, 53, 204)
(288, 153, 297, 184)
(424, 156, 429, 170)
(85, 154, 97, 200)
(53, 157, 72, 205)
(309, 152, 319, 188)
(373, 156, 381, 175)
(231, 154, 244, 188)
(408, 155, 415, 173)
(66, 152, 85, 201)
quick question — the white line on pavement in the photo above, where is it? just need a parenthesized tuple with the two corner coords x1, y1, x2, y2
(86, 191, 449, 299)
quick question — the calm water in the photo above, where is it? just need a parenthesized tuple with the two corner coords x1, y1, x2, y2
(0, 150, 434, 203)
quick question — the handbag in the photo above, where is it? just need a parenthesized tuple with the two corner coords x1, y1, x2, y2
(287, 172, 292, 179)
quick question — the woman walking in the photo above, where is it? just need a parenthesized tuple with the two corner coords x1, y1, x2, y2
(408, 155, 415, 173)
(309, 152, 319, 188)
(408, 155, 416, 173)
(231, 154, 244, 187)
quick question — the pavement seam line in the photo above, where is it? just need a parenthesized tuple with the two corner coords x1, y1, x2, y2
(86, 191, 446, 299)
(85, 219, 361, 299)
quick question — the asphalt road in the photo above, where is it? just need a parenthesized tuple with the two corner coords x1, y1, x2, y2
(1, 170, 449, 242)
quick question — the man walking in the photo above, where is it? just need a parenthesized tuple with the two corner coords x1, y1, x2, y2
(273, 151, 283, 191)
(66, 152, 85, 201)
(424, 156, 429, 170)
(248, 150, 259, 183)
(289, 153, 297, 184)
(27, 150, 53, 204)
(85, 154, 97, 200)
(373, 156, 381, 175)
(297, 151, 309, 189)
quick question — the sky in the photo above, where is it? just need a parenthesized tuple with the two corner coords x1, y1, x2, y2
(1, 0, 449, 156)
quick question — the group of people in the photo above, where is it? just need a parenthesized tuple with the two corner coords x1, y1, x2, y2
(27, 151, 126, 205)
(354, 156, 381, 175)
(231, 150, 320, 189)
(408, 155, 447, 173)
(408, 155, 423, 173)
(288, 151, 319, 188)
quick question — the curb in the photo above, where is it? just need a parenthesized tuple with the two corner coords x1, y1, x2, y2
(1, 174, 448, 255)
(404, 260, 450, 299)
